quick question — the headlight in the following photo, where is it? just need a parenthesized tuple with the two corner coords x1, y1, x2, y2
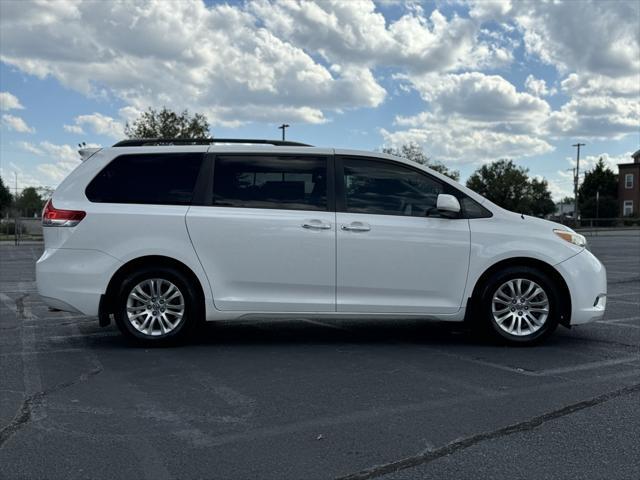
(553, 229, 587, 247)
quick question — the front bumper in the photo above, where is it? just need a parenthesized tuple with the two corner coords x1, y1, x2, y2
(555, 249, 607, 325)
(36, 248, 122, 316)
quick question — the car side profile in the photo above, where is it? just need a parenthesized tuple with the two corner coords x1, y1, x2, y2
(36, 138, 607, 345)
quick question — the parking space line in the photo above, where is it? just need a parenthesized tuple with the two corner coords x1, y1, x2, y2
(597, 316, 640, 324)
(299, 317, 352, 331)
(0, 347, 86, 358)
(535, 356, 640, 376)
(423, 345, 640, 377)
(46, 331, 120, 341)
(605, 290, 640, 298)
(596, 322, 640, 329)
(608, 298, 640, 305)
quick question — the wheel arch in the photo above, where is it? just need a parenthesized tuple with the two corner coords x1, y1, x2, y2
(467, 257, 572, 328)
(101, 255, 206, 321)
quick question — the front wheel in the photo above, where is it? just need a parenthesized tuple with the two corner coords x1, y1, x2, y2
(479, 267, 559, 345)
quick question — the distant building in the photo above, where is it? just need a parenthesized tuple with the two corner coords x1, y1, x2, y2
(618, 150, 640, 217)
(554, 201, 574, 218)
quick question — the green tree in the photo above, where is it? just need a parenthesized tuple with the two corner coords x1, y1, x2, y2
(0, 176, 12, 215)
(16, 187, 44, 217)
(466, 159, 555, 217)
(526, 178, 556, 217)
(35, 186, 54, 202)
(382, 143, 460, 181)
(466, 159, 530, 212)
(578, 158, 618, 218)
(125, 107, 211, 139)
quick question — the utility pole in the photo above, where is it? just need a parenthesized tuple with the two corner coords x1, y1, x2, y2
(565, 167, 576, 218)
(14, 171, 18, 246)
(572, 143, 585, 223)
(278, 123, 289, 141)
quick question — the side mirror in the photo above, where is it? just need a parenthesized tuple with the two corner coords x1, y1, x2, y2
(436, 194, 461, 215)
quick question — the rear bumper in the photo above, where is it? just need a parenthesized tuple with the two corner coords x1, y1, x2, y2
(555, 249, 607, 325)
(36, 248, 122, 316)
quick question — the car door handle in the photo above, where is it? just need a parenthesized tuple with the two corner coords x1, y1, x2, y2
(302, 222, 332, 230)
(341, 223, 371, 232)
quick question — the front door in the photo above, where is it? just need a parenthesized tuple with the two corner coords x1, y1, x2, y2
(336, 156, 470, 314)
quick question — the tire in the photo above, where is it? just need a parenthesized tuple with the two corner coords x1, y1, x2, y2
(478, 266, 559, 345)
(113, 266, 200, 345)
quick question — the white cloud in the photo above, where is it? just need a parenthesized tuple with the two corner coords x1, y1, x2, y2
(524, 75, 554, 97)
(0, 0, 637, 163)
(0, 91, 24, 110)
(560, 73, 639, 98)
(2, 114, 35, 133)
(64, 124, 85, 134)
(75, 113, 124, 139)
(566, 151, 635, 175)
(0, 0, 388, 125)
(401, 72, 550, 123)
(0, 163, 46, 191)
(118, 106, 142, 124)
(463, 0, 640, 142)
(544, 176, 574, 202)
(252, 0, 508, 72)
(381, 114, 553, 164)
(17, 141, 44, 156)
(19, 141, 98, 183)
(468, 0, 513, 21)
(545, 151, 635, 201)
(546, 95, 638, 140)
(467, 0, 640, 77)
(516, 1, 639, 77)
(383, 72, 553, 162)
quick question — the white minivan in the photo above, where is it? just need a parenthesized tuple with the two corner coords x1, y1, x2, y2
(36, 138, 607, 345)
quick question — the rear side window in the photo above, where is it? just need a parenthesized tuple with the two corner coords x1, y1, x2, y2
(341, 157, 445, 217)
(86, 153, 204, 205)
(212, 156, 328, 211)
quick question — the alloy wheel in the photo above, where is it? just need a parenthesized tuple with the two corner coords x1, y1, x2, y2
(125, 278, 185, 336)
(491, 278, 549, 336)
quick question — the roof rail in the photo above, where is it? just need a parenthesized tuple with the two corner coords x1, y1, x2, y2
(112, 138, 313, 147)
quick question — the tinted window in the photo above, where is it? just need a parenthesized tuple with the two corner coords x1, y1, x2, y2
(460, 196, 492, 218)
(86, 153, 204, 205)
(213, 156, 327, 211)
(342, 158, 445, 217)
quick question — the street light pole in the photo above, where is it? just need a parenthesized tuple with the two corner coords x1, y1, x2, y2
(278, 123, 290, 141)
(572, 143, 585, 224)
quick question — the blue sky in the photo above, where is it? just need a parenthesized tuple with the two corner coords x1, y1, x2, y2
(1, 0, 638, 199)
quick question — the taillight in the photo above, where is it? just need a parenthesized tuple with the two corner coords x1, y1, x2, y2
(42, 199, 86, 227)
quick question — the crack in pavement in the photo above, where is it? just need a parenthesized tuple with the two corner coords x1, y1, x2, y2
(0, 360, 103, 448)
(336, 382, 640, 480)
(0, 294, 104, 448)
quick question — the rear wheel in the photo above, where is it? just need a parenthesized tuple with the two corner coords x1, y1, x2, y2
(114, 266, 199, 345)
(479, 266, 559, 345)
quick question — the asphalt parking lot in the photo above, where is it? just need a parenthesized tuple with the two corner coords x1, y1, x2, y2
(1, 234, 639, 480)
